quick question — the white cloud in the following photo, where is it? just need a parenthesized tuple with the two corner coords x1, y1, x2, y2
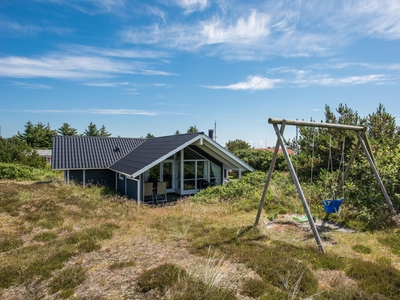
(121, 0, 400, 60)
(203, 75, 281, 91)
(201, 10, 270, 45)
(204, 70, 391, 91)
(82, 81, 130, 87)
(61, 45, 169, 59)
(174, 0, 208, 13)
(11, 81, 53, 89)
(2, 108, 158, 116)
(304, 74, 389, 86)
(35, 0, 127, 15)
(339, 0, 400, 40)
(0, 53, 175, 80)
(0, 16, 73, 36)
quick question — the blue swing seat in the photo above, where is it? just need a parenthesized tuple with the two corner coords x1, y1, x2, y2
(322, 198, 345, 213)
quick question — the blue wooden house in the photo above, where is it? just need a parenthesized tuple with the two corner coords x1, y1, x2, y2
(52, 132, 254, 203)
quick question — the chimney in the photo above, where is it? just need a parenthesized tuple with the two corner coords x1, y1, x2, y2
(208, 129, 214, 140)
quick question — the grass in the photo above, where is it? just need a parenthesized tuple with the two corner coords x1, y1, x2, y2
(1, 180, 400, 299)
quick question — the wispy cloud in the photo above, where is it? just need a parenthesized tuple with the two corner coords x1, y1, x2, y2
(174, 0, 209, 13)
(1, 108, 158, 116)
(203, 75, 281, 91)
(60, 44, 169, 60)
(121, 0, 400, 60)
(204, 70, 392, 91)
(82, 81, 130, 87)
(35, 0, 127, 15)
(0, 52, 175, 80)
(0, 16, 73, 36)
(201, 10, 270, 45)
(11, 81, 53, 89)
(298, 74, 390, 86)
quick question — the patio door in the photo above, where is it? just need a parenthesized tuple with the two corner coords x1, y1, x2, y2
(162, 162, 173, 190)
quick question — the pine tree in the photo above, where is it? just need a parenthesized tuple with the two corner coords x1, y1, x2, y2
(58, 123, 78, 136)
(83, 122, 99, 136)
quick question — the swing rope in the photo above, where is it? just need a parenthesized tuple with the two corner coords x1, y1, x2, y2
(310, 125, 316, 201)
(322, 134, 346, 214)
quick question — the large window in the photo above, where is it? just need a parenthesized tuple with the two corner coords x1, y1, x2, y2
(182, 160, 209, 190)
(210, 162, 221, 185)
(183, 161, 196, 190)
(145, 161, 174, 189)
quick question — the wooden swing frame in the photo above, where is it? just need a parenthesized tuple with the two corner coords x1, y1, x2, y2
(254, 118, 399, 253)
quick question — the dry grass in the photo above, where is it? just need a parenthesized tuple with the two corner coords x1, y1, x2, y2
(1, 180, 400, 299)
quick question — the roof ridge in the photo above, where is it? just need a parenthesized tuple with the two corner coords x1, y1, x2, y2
(150, 132, 204, 139)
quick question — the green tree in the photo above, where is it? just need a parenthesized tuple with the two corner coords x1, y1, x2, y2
(294, 103, 400, 229)
(58, 123, 78, 136)
(234, 148, 287, 172)
(16, 121, 56, 149)
(84, 122, 111, 137)
(175, 130, 180, 135)
(0, 137, 46, 168)
(225, 139, 251, 153)
(83, 122, 99, 136)
(99, 125, 111, 137)
(367, 103, 400, 145)
(187, 125, 198, 133)
(146, 133, 155, 138)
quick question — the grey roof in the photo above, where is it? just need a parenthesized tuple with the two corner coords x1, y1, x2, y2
(110, 133, 201, 176)
(52, 133, 254, 175)
(52, 136, 146, 170)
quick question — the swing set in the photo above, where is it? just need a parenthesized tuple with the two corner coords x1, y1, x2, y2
(254, 118, 399, 253)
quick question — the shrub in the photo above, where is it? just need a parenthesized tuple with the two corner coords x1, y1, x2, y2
(192, 172, 269, 211)
(378, 232, 400, 255)
(0, 162, 58, 181)
(171, 277, 236, 300)
(25, 249, 75, 280)
(49, 265, 86, 294)
(241, 278, 269, 298)
(77, 239, 101, 252)
(352, 244, 372, 254)
(0, 264, 21, 289)
(0, 234, 23, 252)
(32, 231, 58, 242)
(108, 261, 135, 270)
(346, 258, 400, 298)
(137, 263, 186, 293)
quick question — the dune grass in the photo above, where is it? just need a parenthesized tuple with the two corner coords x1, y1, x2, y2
(0, 180, 400, 299)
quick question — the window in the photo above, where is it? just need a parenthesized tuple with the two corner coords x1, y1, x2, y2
(210, 162, 221, 185)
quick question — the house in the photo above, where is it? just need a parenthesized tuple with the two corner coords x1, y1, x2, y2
(52, 132, 254, 203)
(37, 149, 52, 164)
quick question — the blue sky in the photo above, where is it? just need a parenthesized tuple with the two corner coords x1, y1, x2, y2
(1, 0, 400, 147)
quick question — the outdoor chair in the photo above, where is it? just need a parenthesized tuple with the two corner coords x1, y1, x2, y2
(155, 181, 167, 203)
(143, 182, 155, 204)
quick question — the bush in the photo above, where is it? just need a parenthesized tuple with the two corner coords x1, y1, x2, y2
(0, 136, 47, 168)
(352, 244, 372, 254)
(346, 258, 400, 298)
(0, 162, 58, 181)
(49, 265, 86, 294)
(137, 263, 186, 293)
(32, 232, 58, 242)
(192, 172, 268, 211)
(0, 234, 23, 252)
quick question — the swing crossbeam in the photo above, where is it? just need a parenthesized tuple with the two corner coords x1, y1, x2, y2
(268, 118, 365, 131)
(254, 118, 399, 253)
